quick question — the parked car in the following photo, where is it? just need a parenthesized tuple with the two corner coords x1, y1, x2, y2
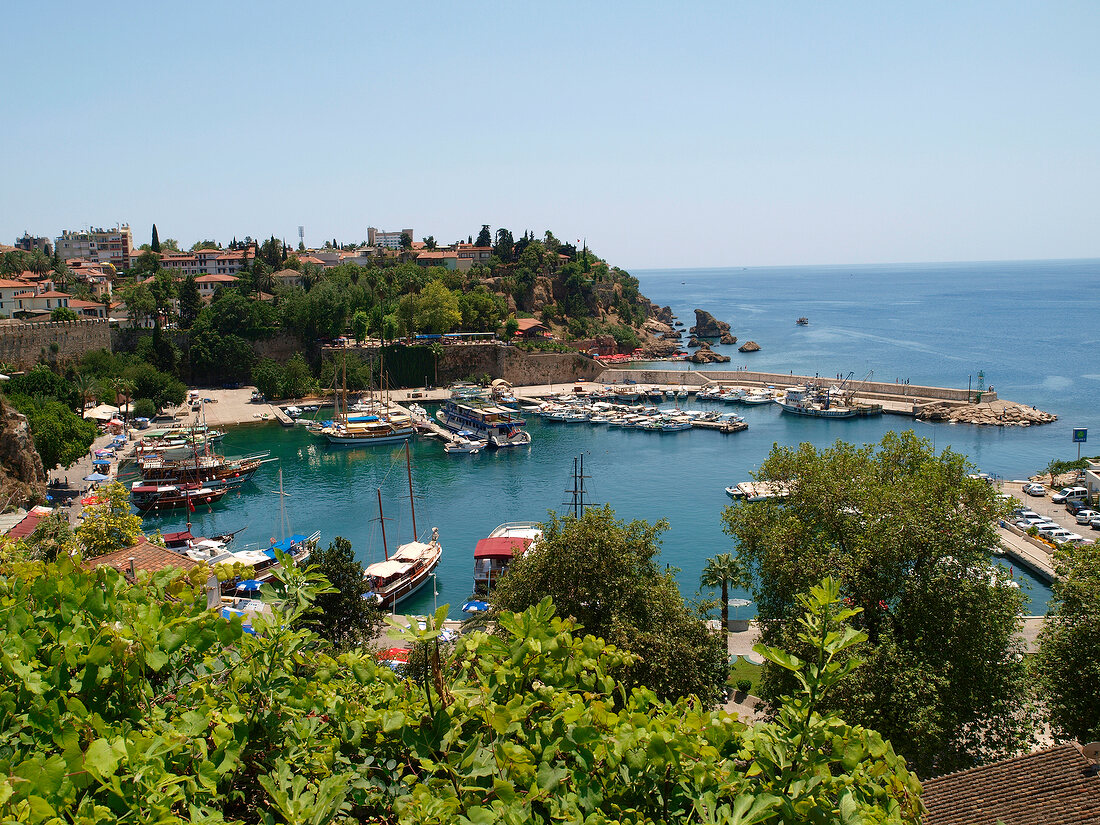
(1065, 498, 1095, 515)
(1059, 536, 1094, 547)
(1018, 516, 1058, 530)
(1051, 486, 1088, 503)
(1022, 483, 1046, 496)
(1074, 509, 1100, 525)
(1090, 516, 1100, 530)
(1042, 528, 1079, 543)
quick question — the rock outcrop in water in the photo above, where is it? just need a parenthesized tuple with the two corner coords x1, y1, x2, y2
(738, 341, 760, 353)
(0, 400, 47, 507)
(689, 309, 733, 340)
(687, 342, 731, 364)
(916, 400, 1057, 427)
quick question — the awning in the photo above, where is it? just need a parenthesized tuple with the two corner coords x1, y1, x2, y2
(364, 559, 413, 578)
(474, 536, 531, 559)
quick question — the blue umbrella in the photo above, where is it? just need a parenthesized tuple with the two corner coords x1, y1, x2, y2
(83, 472, 110, 482)
(236, 580, 263, 591)
(461, 600, 490, 614)
(92, 459, 111, 466)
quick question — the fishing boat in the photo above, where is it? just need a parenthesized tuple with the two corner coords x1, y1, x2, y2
(362, 443, 443, 609)
(436, 385, 531, 448)
(797, 317, 809, 325)
(777, 385, 883, 418)
(472, 521, 541, 595)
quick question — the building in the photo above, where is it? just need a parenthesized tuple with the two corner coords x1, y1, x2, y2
(921, 742, 1100, 825)
(55, 226, 134, 272)
(11, 289, 71, 317)
(452, 244, 494, 270)
(157, 247, 255, 278)
(194, 273, 238, 298)
(84, 539, 198, 579)
(0, 276, 67, 318)
(367, 227, 413, 250)
(13, 233, 52, 256)
(68, 299, 109, 318)
(514, 318, 550, 338)
(415, 250, 460, 270)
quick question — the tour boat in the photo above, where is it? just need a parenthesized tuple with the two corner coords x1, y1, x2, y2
(436, 386, 531, 448)
(130, 482, 228, 513)
(137, 451, 275, 484)
(472, 521, 541, 595)
(777, 386, 883, 419)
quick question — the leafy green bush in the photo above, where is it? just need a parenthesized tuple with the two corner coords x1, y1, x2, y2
(736, 678, 752, 694)
(131, 397, 157, 419)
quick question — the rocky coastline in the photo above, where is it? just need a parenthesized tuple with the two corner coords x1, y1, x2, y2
(916, 399, 1057, 427)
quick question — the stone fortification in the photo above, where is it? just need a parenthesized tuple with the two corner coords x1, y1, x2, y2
(0, 319, 111, 370)
(437, 343, 603, 386)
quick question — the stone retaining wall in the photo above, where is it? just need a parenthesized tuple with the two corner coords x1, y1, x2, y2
(0, 319, 111, 369)
(438, 343, 603, 386)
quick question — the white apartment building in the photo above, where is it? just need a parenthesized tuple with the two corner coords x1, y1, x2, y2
(367, 227, 413, 250)
(55, 225, 134, 271)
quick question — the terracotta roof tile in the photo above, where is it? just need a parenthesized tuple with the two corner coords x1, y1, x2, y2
(86, 539, 198, 576)
(921, 743, 1100, 825)
(195, 273, 238, 283)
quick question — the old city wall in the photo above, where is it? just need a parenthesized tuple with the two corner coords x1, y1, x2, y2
(0, 319, 112, 369)
(437, 343, 604, 386)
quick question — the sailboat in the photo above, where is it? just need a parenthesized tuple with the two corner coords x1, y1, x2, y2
(320, 351, 416, 446)
(362, 442, 442, 609)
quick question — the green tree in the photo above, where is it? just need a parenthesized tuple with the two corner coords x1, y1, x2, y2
(6, 396, 96, 470)
(416, 279, 461, 334)
(422, 235, 437, 250)
(493, 227, 515, 263)
(150, 223, 160, 253)
(50, 306, 78, 321)
(350, 309, 370, 342)
(502, 316, 519, 339)
(475, 224, 492, 247)
(121, 283, 156, 327)
(1038, 540, 1100, 742)
(252, 359, 285, 399)
(75, 482, 144, 557)
(491, 505, 729, 703)
(722, 431, 1031, 775)
(309, 536, 383, 650)
(71, 372, 96, 417)
(458, 287, 505, 332)
(149, 270, 177, 320)
(701, 551, 751, 629)
(178, 273, 202, 329)
(399, 232, 412, 251)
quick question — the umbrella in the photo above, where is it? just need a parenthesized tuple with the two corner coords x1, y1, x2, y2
(461, 600, 490, 614)
(236, 580, 263, 591)
(94, 448, 114, 456)
(728, 598, 753, 620)
(92, 459, 111, 466)
(83, 472, 110, 482)
(108, 418, 124, 426)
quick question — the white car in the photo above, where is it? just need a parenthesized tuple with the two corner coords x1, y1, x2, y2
(1074, 509, 1100, 525)
(1016, 515, 1056, 529)
(1051, 486, 1088, 503)
(1022, 483, 1046, 497)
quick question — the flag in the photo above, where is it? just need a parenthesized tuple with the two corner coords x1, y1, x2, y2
(188, 496, 195, 512)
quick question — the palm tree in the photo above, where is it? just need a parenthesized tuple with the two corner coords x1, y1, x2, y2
(72, 372, 96, 418)
(701, 552, 750, 630)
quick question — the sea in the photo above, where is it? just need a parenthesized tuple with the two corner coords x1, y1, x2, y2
(145, 259, 1100, 619)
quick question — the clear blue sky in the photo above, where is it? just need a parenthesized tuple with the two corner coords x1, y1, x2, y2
(3, 1, 1097, 269)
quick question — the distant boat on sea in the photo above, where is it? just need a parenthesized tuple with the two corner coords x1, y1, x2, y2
(797, 317, 809, 325)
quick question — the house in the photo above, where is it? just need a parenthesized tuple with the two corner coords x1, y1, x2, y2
(514, 318, 550, 339)
(0, 278, 36, 318)
(452, 244, 494, 271)
(272, 268, 303, 289)
(11, 289, 71, 317)
(84, 538, 199, 579)
(194, 273, 238, 298)
(415, 250, 460, 270)
(68, 299, 109, 319)
(920, 742, 1100, 825)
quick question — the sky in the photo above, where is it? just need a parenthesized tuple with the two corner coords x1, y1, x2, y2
(2, 1, 1098, 270)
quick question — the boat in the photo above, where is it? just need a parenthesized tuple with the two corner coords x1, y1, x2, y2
(130, 482, 228, 513)
(362, 442, 443, 609)
(319, 356, 415, 446)
(137, 451, 275, 484)
(444, 431, 487, 454)
(777, 385, 883, 418)
(436, 385, 531, 448)
(797, 317, 809, 325)
(472, 521, 541, 595)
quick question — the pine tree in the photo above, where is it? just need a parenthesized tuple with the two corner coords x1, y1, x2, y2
(151, 224, 161, 253)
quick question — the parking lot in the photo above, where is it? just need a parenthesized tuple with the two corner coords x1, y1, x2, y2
(1003, 481, 1097, 539)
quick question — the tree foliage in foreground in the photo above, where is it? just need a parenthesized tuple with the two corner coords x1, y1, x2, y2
(74, 481, 144, 557)
(1038, 540, 1100, 742)
(0, 540, 922, 823)
(722, 431, 1032, 776)
(490, 505, 729, 704)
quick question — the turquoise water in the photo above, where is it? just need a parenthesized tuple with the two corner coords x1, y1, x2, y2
(143, 259, 1100, 618)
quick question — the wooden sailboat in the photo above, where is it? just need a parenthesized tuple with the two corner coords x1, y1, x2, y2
(362, 442, 442, 609)
(321, 351, 415, 446)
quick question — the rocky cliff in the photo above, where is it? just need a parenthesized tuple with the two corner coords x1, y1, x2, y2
(689, 310, 736, 345)
(0, 399, 47, 508)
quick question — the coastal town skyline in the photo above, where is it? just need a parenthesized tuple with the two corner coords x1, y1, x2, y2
(3, 2, 1098, 270)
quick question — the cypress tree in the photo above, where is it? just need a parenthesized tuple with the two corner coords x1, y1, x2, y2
(151, 224, 161, 253)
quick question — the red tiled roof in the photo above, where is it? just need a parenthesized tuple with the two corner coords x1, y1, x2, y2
(0, 279, 32, 289)
(68, 299, 104, 309)
(417, 251, 445, 259)
(515, 318, 548, 332)
(921, 743, 1100, 825)
(195, 273, 238, 283)
(7, 507, 51, 539)
(86, 539, 199, 576)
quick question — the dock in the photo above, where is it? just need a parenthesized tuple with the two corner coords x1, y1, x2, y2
(271, 406, 296, 427)
(691, 419, 748, 433)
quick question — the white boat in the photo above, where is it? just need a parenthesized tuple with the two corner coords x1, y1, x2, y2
(362, 445, 442, 609)
(444, 431, 487, 454)
(436, 386, 531, 448)
(777, 386, 883, 418)
(473, 521, 541, 595)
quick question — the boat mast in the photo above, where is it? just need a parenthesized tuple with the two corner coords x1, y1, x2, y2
(405, 440, 417, 539)
(377, 487, 389, 560)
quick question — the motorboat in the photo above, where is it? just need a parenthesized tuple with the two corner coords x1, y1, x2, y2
(436, 386, 531, 448)
(473, 521, 541, 595)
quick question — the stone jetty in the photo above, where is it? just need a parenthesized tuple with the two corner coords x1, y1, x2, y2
(916, 399, 1057, 427)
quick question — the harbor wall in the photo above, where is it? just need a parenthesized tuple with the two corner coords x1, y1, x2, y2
(0, 319, 112, 369)
(598, 368, 995, 403)
(437, 343, 603, 386)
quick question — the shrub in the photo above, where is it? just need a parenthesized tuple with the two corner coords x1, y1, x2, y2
(131, 398, 157, 419)
(737, 678, 752, 694)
